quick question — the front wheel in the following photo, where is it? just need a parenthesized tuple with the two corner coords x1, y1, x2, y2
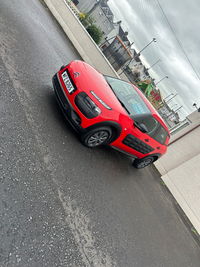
(81, 127, 112, 148)
(133, 156, 155, 169)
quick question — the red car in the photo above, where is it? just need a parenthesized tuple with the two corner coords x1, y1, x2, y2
(52, 60, 170, 168)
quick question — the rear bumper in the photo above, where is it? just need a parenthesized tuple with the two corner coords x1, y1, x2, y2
(52, 73, 86, 134)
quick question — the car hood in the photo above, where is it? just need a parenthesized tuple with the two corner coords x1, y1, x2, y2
(69, 61, 127, 115)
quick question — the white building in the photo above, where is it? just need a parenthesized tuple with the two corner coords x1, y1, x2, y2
(74, 0, 114, 37)
(89, 1, 116, 37)
(128, 60, 151, 82)
(75, 0, 97, 12)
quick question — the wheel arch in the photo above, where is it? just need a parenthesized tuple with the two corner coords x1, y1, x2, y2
(138, 153, 162, 162)
(151, 153, 162, 162)
(84, 121, 122, 144)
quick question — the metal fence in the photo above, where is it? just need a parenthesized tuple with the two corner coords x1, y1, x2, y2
(102, 36, 132, 71)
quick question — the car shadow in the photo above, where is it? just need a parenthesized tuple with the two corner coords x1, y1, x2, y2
(45, 86, 80, 141)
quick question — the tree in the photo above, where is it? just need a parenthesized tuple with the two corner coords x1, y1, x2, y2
(86, 25, 103, 45)
(124, 65, 132, 74)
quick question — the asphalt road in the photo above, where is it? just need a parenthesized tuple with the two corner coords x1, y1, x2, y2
(0, 0, 200, 266)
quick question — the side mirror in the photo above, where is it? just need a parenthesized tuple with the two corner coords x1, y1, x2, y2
(133, 121, 148, 133)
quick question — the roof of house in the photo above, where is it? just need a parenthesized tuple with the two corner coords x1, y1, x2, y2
(101, 1, 114, 23)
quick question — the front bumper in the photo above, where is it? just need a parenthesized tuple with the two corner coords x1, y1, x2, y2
(52, 73, 85, 134)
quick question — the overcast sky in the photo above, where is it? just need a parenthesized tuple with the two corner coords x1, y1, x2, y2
(108, 0, 200, 120)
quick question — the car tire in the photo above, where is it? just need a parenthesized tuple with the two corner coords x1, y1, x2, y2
(133, 156, 155, 169)
(81, 127, 112, 148)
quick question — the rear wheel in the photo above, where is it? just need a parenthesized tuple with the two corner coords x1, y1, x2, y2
(81, 127, 112, 147)
(133, 156, 155, 169)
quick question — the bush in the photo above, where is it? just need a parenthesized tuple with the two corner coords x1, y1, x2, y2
(86, 25, 103, 45)
(79, 13, 88, 28)
(79, 12, 95, 28)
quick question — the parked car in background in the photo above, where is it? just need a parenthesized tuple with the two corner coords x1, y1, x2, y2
(52, 60, 170, 168)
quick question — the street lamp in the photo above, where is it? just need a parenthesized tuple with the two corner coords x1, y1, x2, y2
(170, 104, 178, 110)
(119, 38, 156, 75)
(193, 103, 200, 112)
(134, 38, 156, 59)
(174, 106, 183, 113)
(166, 94, 178, 104)
(164, 93, 174, 101)
(147, 59, 161, 71)
(155, 76, 168, 86)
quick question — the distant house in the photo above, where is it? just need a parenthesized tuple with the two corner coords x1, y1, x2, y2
(75, 0, 153, 83)
(129, 61, 151, 81)
(75, 0, 115, 38)
(124, 58, 152, 84)
(76, 0, 132, 48)
(75, 0, 97, 13)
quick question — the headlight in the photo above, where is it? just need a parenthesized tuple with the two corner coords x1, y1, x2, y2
(84, 96, 101, 116)
(90, 91, 112, 110)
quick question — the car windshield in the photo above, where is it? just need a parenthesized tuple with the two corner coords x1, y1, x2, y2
(105, 76, 151, 116)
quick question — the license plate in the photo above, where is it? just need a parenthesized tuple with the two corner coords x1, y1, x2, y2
(61, 71, 74, 94)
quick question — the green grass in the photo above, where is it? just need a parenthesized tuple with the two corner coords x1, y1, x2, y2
(39, 0, 45, 5)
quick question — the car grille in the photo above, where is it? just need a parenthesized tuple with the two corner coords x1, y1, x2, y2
(122, 134, 155, 154)
(53, 74, 68, 109)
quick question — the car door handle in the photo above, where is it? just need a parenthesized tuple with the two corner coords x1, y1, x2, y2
(145, 139, 149, 142)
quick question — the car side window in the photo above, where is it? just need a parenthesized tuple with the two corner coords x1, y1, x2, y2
(152, 126, 168, 145)
(137, 116, 159, 136)
(136, 115, 168, 144)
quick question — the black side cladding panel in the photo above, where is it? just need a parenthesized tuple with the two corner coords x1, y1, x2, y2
(75, 92, 96, 119)
(122, 134, 155, 154)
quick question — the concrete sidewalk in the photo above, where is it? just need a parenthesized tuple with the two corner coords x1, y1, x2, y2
(44, 0, 200, 236)
(155, 114, 200, 235)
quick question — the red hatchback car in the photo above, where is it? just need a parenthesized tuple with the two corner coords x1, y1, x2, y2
(52, 60, 170, 168)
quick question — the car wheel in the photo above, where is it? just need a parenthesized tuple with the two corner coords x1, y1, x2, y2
(133, 156, 155, 169)
(81, 127, 112, 148)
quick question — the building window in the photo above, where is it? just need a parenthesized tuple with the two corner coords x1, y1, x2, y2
(102, 44, 107, 50)
(73, 0, 79, 5)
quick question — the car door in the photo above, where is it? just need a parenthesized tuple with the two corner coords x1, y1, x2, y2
(134, 114, 169, 154)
